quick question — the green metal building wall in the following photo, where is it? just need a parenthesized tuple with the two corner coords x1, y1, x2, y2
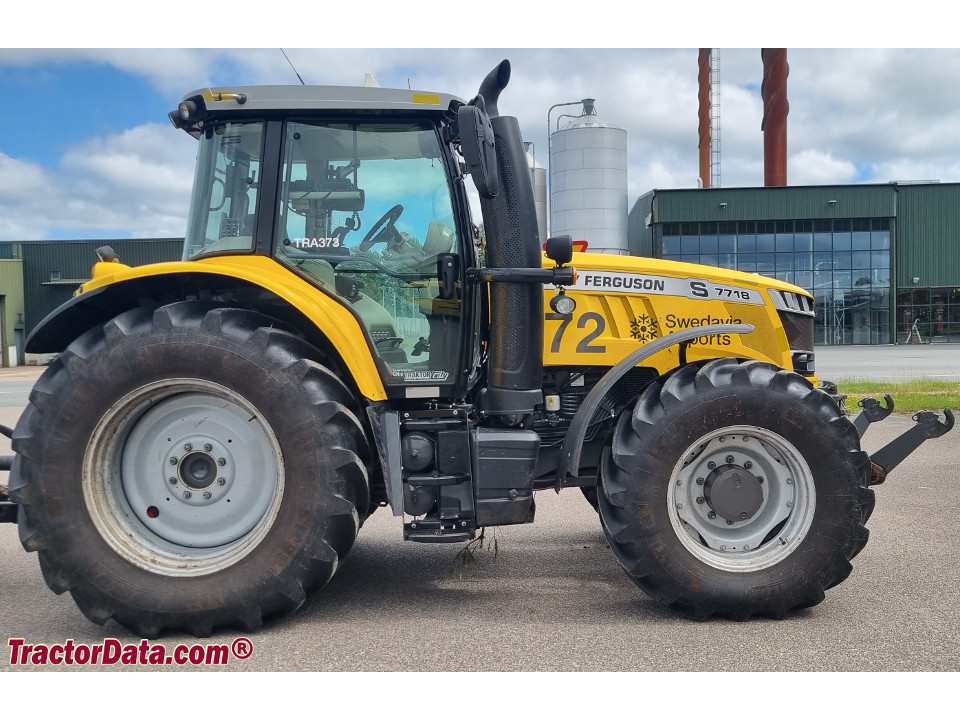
(21, 239, 183, 335)
(647, 185, 896, 225)
(895, 184, 960, 288)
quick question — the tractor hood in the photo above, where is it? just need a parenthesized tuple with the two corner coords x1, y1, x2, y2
(561, 252, 813, 301)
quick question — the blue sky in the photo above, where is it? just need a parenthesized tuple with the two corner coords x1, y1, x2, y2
(1, 13, 957, 242)
(0, 63, 169, 167)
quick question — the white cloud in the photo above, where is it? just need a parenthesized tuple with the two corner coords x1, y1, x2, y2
(8, 48, 960, 242)
(790, 149, 858, 185)
(868, 159, 960, 184)
(0, 124, 195, 241)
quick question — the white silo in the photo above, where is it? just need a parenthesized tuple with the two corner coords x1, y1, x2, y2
(525, 143, 548, 245)
(549, 99, 628, 254)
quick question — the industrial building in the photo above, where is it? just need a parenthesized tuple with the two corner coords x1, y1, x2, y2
(629, 182, 960, 345)
(0, 239, 181, 365)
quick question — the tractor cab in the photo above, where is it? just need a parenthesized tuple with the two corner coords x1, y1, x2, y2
(175, 89, 482, 400)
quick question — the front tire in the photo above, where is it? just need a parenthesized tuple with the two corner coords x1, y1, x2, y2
(10, 303, 371, 637)
(599, 359, 874, 620)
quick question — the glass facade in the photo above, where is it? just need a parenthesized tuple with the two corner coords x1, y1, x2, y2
(661, 219, 892, 345)
(897, 287, 960, 344)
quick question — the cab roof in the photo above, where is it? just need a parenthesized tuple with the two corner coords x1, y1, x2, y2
(181, 85, 464, 115)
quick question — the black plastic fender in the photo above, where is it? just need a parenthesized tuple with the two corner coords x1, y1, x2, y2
(555, 323, 755, 488)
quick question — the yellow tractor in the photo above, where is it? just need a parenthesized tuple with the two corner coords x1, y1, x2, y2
(3, 60, 952, 636)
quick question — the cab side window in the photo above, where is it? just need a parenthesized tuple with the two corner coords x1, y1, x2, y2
(273, 120, 462, 387)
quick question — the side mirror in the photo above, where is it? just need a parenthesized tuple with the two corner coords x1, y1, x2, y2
(545, 235, 573, 266)
(458, 97, 499, 200)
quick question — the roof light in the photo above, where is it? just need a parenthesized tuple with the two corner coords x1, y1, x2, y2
(178, 100, 198, 121)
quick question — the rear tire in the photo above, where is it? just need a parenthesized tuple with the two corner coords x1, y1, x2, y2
(10, 303, 371, 637)
(599, 359, 874, 620)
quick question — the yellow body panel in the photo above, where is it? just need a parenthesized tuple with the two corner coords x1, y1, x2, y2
(78, 255, 388, 401)
(542, 253, 812, 380)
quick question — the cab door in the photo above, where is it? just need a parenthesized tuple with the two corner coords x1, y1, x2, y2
(272, 118, 472, 399)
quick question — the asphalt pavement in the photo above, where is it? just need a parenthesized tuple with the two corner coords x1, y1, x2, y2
(1, 354, 958, 673)
(814, 344, 960, 382)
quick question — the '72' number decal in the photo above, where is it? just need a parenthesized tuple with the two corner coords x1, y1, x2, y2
(546, 312, 607, 354)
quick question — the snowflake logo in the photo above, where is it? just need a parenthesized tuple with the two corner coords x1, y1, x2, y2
(630, 314, 659, 342)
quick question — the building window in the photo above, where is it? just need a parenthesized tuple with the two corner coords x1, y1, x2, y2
(657, 218, 892, 345)
(897, 287, 960, 344)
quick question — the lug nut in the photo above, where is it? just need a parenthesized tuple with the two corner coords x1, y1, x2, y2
(183, 491, 192, 499)
(184, 443, 193, 452)
(744, 461, 753, 469)
(203, 491, 212, 500)
(707, 461, 716, 470)
(204, 444, 213, 452)
(725, 455, 735, 464)
(169, 457, 178, 465)
(217, 477, 226, 486)
(217, 458, 227, 466)
(758, 477, 764, 484)
(696, 477, 705, 485)
(707, 511, 717, 519)
(696, 496, 705, 504)
(727, 520, 734, 525)
(740, 512, 748, 520)
(168, 477, 177, 485)
(786, 478, 793, 485)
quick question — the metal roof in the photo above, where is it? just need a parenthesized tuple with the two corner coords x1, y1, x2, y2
(181, 85, 464, 115)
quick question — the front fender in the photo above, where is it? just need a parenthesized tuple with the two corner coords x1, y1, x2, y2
(27, 255, 388, 401)
(555, 323, 755, 488)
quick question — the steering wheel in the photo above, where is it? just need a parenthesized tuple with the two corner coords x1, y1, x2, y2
(375, 336, 404, 350)
(358, 204, 404, 252)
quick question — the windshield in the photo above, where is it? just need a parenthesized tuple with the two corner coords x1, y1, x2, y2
(274, 120, 462, 389)
(183, 122, 264, 260)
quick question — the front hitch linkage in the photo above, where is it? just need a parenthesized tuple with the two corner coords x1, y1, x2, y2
(866, 406, 955, 485)
(1, 423, 16, 523)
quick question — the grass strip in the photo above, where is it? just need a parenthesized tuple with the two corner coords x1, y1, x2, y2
(837, 379, 960, 414)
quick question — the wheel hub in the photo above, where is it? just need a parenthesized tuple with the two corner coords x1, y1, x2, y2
(179, 451, 217, 490)
(704, 465, 764, 522)
(160, 435, 237, 508)
(668, 426, 816, 572)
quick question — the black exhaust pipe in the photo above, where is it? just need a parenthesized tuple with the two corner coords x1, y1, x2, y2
(475, 61, 544, 416)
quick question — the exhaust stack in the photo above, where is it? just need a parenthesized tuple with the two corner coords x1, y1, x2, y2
(698, 49, 712, 189)
(761, 48, 789, 186)
(474, 61, 544, 416)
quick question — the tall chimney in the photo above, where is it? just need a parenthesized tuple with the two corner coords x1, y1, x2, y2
(698, 49, 712, 189)
(761, 48, 789, 186)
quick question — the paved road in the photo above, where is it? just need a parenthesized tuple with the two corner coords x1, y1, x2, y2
(816, 344, 960, 382)
(1, 366, 958, 672)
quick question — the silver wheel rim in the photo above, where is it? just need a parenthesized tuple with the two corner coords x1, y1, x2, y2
(667, 425, 815, 572)
(83, 379, 284, 577)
